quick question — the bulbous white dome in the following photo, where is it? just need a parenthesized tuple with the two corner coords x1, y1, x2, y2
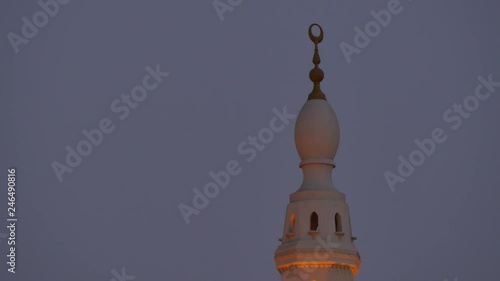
(294, 99, 340, 161)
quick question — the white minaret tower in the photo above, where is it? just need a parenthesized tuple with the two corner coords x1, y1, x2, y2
(274, 24, 360, 281)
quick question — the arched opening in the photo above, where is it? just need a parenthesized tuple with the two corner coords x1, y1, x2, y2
(310, 212, 318, 231)
(289, 214, 296, 233)
(335, 213, 342, 232)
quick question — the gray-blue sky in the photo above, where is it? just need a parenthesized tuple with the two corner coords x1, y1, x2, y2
(1, 0, 499, 280)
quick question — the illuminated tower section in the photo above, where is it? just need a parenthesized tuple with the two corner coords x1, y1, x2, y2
(274, 24, 361, 281)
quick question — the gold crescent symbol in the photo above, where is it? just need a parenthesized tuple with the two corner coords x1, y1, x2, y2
(308, 23, 324, 44)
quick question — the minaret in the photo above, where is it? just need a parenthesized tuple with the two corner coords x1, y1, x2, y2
(274, 24, 360, 281)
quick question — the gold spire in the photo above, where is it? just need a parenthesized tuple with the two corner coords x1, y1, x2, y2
(307, 23, 326, 100)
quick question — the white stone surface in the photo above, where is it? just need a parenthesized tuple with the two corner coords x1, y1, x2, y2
(275, 95, 360, 281)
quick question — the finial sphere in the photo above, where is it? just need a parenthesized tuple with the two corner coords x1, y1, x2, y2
(308, 23, 324, 44)
(309, 68, 324, 82)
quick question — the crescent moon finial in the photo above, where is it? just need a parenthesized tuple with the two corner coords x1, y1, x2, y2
(308, 23, 324, 45)
(308, 24, 326, 100)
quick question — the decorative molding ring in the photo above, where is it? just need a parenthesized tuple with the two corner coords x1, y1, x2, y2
(299, 158, 335, 168)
